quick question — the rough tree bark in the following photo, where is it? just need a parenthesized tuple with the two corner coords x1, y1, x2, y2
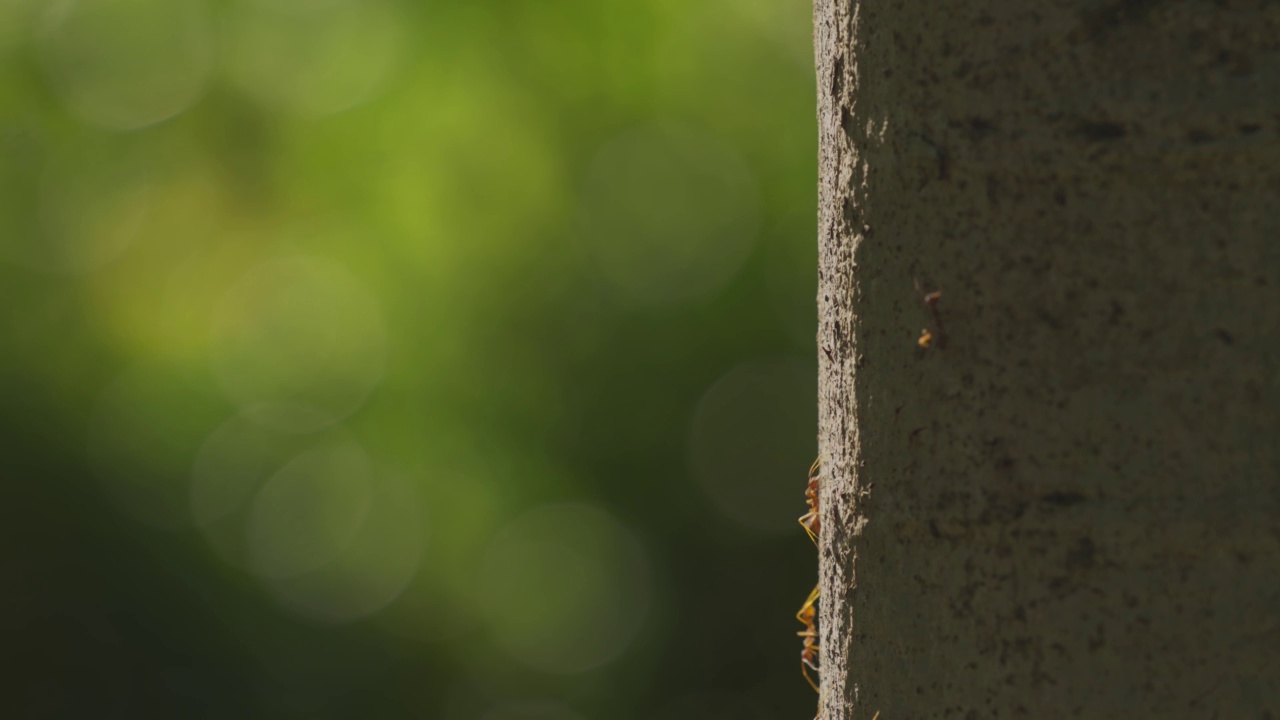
(814, 1, 1280, 718)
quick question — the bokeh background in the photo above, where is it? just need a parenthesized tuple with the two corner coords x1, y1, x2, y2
(0, 0, 821, 717)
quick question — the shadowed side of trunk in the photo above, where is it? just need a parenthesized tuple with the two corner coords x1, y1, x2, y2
(815, 1, 1280, 718)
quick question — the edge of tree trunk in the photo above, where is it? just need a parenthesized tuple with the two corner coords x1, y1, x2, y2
(815, 1, 863, 718)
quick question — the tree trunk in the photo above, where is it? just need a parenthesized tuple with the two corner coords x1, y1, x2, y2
(814, 2, 1280, 718)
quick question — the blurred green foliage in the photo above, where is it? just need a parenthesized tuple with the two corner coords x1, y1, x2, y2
(0, 0, 821, 717)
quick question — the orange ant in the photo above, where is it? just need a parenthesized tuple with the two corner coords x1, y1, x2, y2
(797, 582, 821, 692)
(799, 457, 821, 543)
(797, 458, 822, 692)
(916, 286, 945, 349)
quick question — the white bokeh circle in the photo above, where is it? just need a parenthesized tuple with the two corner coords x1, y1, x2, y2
(479, 503, 651, 674)
(209, 256, 387, 433)
(259, 471, 424, 624)
(247, 436, 373, 579)
(223, 0, 403, 117)
(38, 0, 211, 130)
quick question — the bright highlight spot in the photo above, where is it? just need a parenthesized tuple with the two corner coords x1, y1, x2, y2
(191, 415, 277, 529)
(38, 0, 211, 130)
(210, 256, 387, 432)
(190, 413, 327, 566)
(479, 503, 651, 674)
(224, 0, 403, 117)
(192, 418, 424, 623)
(247, 436, 373, 579)
(580, 123, 759, 309)
(4, 135, 152, 274)
(261, 472, 424, 623)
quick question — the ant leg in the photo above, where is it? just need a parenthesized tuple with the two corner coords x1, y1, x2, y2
(799, 513, 818, 543)
(796, 584, 820, 623)
(801, 661, 820, 692)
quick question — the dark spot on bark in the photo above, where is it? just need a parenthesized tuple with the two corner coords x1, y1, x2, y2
(1221, 51, 1255, 76)
(967, 116, 995, 141)
(1088, 625, 1106, 651)
(1036, 309, 1062, 329)
(918, 134, 950, 180)
(1041, 491, 1086, 507)
(1075, 121, 1126, 141)
(1239, 123, 1261, 135)
(831, 57, 844, 98)
(987, 175, 999, 204)
(842, 197, 860, 228)
(841, 107, 857, 139)
(1214, 328, 1234, 345)
(1066, 537, 1096, 569)
(1054, 189, 1066, 205)
(1187, 128, 1213, 144)
(1109, 300, 1124, 324)
(1078, 0, 1166, 39)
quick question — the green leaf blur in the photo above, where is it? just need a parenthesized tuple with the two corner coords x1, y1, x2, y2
(1, 0, 821, 717)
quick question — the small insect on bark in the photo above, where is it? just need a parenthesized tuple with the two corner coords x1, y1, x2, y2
(799, 457, 821, 543)
(925, 289, 945, 347)
(797, 458, 822, 693)
(797, 583, 821, 692)
(917, 287, 946, 349)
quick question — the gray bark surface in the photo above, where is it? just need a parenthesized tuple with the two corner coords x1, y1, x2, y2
(814, 1, 1280, 718)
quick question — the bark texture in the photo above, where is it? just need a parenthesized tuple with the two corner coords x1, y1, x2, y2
(814, 1, 1280, 718)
